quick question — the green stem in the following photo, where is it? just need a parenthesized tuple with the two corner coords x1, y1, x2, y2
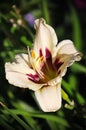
(23, 25, 34, 40)
(42, 0, 50, 24)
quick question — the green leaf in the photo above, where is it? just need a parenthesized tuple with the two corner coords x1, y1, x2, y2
(68, 74, 78, 90)
(1, 106, 32, 130)
(42, 0, 50, 24)
(23, 116, 41, 130)
(0, 115, 15, 130)
(20, 36, 33, 48)
(71, 63, 86, 73)
(71, 7, 82, 51)
(47, 121, 59, 130)
(62, 80, 73, 96)
(11, 100, 35, 112)
(3, 109, 69, 127)
(76, 93, 85, 104)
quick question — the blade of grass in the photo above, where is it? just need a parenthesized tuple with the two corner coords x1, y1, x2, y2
(71, 63, 86, 73)
(62, 79, 85, 104)
(62, 80, 73, 96)
(71, 6, 82, 51)
(11, 100, 35, 112)
(23, 25, 34, 40)
(1, 105, 32, 130)
(42, 0, 50, 24)
(47, 121, 59, 130)
(75, 92, 85, 104)
(0, 115, 15, 130)
(3, 109, 70, 127)
(23, 116, 41, 130)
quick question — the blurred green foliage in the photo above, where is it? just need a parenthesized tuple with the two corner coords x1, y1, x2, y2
(0, 0, 86, 130)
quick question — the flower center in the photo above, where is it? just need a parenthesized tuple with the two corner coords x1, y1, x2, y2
(27, 48, 64, 84)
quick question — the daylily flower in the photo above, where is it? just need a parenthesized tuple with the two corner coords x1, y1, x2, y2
(5, 18, 81, 112)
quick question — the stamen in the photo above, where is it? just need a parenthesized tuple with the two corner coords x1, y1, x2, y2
(40, 56, 44, 62)
(31, 50, 35, 58)
(36, 56, 44, 65)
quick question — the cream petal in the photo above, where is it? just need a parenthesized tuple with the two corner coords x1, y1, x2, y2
(48, 76, 62, 86)
(56, 40, 81, 59)
(33, 18, 58, 57)
(5, 54, 44, 91)
(53, 40, 81, 77)
(35, 84, 61, 112)
(14, 53, 28, 64)
(55, 53, 81, 77)
(5, 54, 35, 74)
(57, 56, 72, 77)
(5, 70, 43, 91)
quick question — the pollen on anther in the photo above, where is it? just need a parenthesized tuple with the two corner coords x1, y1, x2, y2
(31, 50, 35, 58)
(40, 56, 44, 62)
